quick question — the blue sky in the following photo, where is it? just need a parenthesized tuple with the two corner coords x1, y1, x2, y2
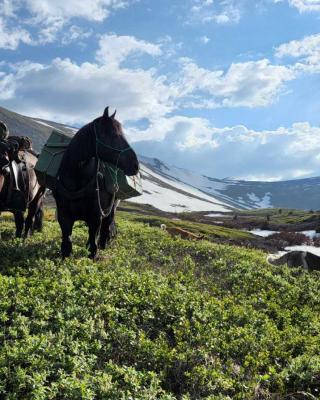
(1, 0, 320, 180)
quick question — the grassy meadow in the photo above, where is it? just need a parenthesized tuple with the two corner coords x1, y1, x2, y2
(0, 209, 320, 399)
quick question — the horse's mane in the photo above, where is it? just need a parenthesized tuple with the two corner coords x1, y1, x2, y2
(61, 121, 95, 169)
(112, 119, 124, 137)
(57, 122, 95, 190)
(63, 116, 124, 163)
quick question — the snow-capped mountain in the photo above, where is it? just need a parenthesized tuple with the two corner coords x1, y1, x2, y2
(140, 156, 320, 211)
(1, 106, 320, 212)
(129, 162, 232, 212)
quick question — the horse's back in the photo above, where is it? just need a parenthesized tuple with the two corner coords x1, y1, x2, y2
(24, 151, 38, 167)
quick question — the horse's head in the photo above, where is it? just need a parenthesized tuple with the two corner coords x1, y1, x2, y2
(95, 107, 139, 176)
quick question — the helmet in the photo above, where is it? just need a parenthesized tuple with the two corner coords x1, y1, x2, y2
(0, 121, 9, 140)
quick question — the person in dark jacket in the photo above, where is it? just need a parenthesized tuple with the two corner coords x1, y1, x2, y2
(0, 121, 36, 160)
(0, 121, 19, 159)
(0, 121, 9, 141)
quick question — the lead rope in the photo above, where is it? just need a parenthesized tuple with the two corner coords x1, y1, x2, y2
(96, 158, 116, 218)
(94, 122, 130, 218)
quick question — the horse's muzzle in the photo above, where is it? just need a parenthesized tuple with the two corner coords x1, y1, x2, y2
(125, 160, 139, 176)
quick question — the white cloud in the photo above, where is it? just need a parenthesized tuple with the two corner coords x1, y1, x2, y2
(0, 57, 173, 125)
(36, 17, 66, 45)
(0, 73, 16, 100)
(199, 35, 210, 44)
(189, 0, 242, 24)
(0, 31, 300, 130)
(272, 0, 320, 12)
(0, 33, 168, 124)
(275, 33, 320, 72)
(176, 58, 296, 108)
(127, 115, 218, 150)
(20, 0, 131, 22)
(96, 34, 162, 66)
(287, 0, 320, 12)
(61, 25, 93, 46)
(0, 0, 136, 47)
(0, 17, 32, 49)
(1, 0, 19, 17)
(133, 119, 320, 180)
(275, 33, 320, 58)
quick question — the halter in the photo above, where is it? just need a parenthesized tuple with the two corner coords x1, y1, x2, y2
(94, 121, 131, 154)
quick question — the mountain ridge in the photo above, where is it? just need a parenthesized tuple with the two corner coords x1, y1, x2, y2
(1, 106, 320, 211)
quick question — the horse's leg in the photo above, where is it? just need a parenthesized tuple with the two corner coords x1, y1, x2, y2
(27, 191, 45, 236)
(99, 217, 110, 250)
(99, 200, 119, 249)
(57, 209, 74, 258)
(99, 211, 115, 250)
(33, 190, 45, 232)
(14, 211, 24, 238)
(33, 207, 44, 232)
(24, 198, 38, 238)
(88, 218, 101, 259)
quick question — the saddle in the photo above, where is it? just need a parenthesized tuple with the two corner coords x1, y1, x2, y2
(1, 158, 29, 212)
(0, 136, 35, 211)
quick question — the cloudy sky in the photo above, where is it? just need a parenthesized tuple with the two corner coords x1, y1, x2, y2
(1, 0, 320, 180)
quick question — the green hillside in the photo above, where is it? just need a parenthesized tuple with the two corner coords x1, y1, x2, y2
(0, 106, 75, 152)
(0, 213, 319, 399)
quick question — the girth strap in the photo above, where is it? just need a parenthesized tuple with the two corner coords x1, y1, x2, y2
(9, 162, 19, 190)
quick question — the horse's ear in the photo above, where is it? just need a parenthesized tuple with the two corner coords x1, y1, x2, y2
(111, 109, 117, 119)
(103, 106, 109, 118)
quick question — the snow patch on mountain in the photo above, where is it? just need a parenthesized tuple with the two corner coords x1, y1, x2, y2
(248, 192, 272, 208)
(129, 165, 232, 212)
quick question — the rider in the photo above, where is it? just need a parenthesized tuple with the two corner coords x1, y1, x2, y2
(0, 121, 19, 160)
(0, 120, 36, 160)
(0, 122, 10, 170)
(0, 121, 9, 141)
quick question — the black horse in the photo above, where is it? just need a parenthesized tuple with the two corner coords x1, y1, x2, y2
(54, 107, 139, 259)
(0, 143, 45, 237)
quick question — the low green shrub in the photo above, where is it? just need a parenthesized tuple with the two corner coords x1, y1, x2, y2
(0, 214, 319, 399)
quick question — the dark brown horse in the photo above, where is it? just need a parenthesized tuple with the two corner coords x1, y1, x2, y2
(0, 144, 45, 237)
(54, 107, 139, 259)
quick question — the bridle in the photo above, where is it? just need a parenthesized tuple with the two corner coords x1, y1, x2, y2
(94, 121, 132, 158)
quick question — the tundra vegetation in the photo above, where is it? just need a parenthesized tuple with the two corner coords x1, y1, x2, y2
(0, 209, 319, 399)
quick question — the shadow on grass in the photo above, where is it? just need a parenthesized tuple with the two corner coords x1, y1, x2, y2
(0, 224, 97, 276)
(0, 238, 60, 275)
